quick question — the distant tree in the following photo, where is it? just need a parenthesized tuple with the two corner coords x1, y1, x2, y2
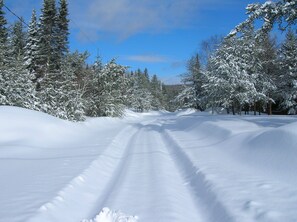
(150, 74, 164, 110)
(85, 59, 127, 117)
(176, 54, 206, 110)
(127, 70, 154, 112)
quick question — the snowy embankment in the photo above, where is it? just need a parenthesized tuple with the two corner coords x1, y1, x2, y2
(0, 106, 297, 222)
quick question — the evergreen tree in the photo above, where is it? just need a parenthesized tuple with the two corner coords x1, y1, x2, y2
(86, 59, 127, 117)
(0, 0, 8, 105)
(24, 9, 39, 75)
(176, 54, 206, 110)
(230, 0, 297, 37)
(97, 59, 127, 116)
(278, 29, 297, 113)
(0, 0, 7, 44)
(37, 0, 58, 75)
(0, 58, 37, 109)
(150, 74, 164, 110)
(9, 19, 26, 59)
(37, 52, 86, 121)
(126, 70, 153, 112)
(0, 0, 8, 66)
(56, 0, 69, 65)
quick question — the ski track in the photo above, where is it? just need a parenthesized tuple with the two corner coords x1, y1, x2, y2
(26, 124, 140, 222)
(161, 125, 235, 222)
(92, 119, 207, 221)
(26, 116, 236, 222)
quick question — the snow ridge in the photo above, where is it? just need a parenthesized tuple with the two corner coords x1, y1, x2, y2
(162, 128, 235, 222)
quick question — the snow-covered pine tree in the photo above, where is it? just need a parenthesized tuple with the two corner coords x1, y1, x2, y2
(127, 69, 154, 112)
(176, 54, 206, 110)
(0, 0, 8, 65)
(84, 55, 103, 117)
(1, 57, 37, 109)
(24, 9, 39, 76)
(150, 74, 164, 110)
(56, 0, 69, 67)
(0, 0, 9, 105)
(204, 36, 257, 114)
(9, 19, 26, 59)
(37, 52, 86, 121)
(254, 32, 277, 115)
(36, 0, 58, 76)
(96, 59, 127, 117)
(278, 28, 297, 114)
(230, 0, 297, 37)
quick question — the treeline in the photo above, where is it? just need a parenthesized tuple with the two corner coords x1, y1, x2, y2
(176, 0, 297, 115)
(0, 0, 170, 121)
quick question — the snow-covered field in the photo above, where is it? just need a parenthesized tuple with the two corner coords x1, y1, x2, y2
(0, 106, 297, 222)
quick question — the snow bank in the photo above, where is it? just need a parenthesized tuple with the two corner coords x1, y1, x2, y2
(0, 106, 88, 147)
(82, 208, 138, 222)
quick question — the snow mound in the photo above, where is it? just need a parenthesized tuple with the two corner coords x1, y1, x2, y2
(175, 108, 197, 116)
(0, 106, 88, 147)
(82, 208, 138, 222)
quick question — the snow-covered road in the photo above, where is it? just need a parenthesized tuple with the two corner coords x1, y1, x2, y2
(1, 107, 297, 222)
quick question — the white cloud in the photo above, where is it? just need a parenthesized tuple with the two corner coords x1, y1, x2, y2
(69, 0, 202, 41)
(124, 54, 169, 63)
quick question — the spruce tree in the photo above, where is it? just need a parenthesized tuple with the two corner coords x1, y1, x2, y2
(0, 0, 7, 45)
(278, 29, 297, 113)
(0, 0, 8, 105)
(37, 52, 86, 121)
(10, 19, 26, 59)
(177, 54, 205, 110)
(37, 0, 58, 75)
(56, 0, 69, 61)
(0, 0, 8, 65)
(24, 10, 39, 75)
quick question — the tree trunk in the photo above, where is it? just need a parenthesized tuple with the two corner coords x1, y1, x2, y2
(254, 102, 257, 115)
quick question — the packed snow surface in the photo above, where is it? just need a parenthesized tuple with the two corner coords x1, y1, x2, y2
(0, 106, 297, 222)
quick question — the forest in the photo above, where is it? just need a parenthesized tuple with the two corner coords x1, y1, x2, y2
(1, 0, 297, 121)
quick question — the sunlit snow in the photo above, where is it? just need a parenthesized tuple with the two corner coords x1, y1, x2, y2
(0, 106, 297, 222)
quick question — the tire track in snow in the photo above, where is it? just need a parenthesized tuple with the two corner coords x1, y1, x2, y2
(26, 124, 140, 222)
(161, 127, 235, 222)
(89, 121, 207, 221)
(88, 125, 145, 215)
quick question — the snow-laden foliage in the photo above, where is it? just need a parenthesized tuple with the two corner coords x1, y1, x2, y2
(1, 0, 170, 121)
(201, 26, 276, 114)
(37, 52, 86, 121)
(0, 58, 38, 110)
(176, 54, 206, 110)
(85, 58, 128, 117)
(24, 9, 39, 76)
(277, 29, 297, 113)
(229, 0, 297, 37)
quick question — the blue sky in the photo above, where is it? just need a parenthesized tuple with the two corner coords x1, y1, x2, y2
(4, 0, 266, 84)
